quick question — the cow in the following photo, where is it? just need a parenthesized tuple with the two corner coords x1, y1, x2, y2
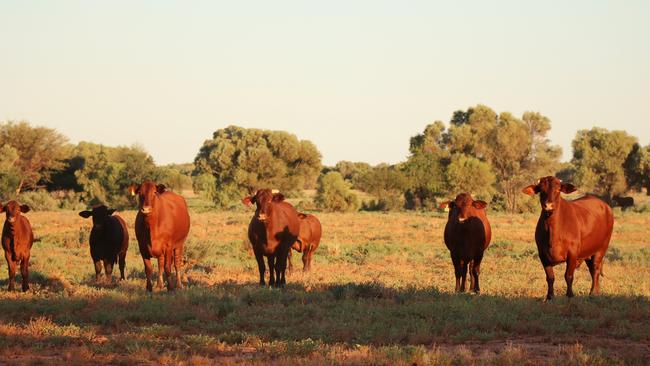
(522, 176, 614, 300)
(129, 181, 190, 292)
(288, 213, 322, 272)
(612, 195, 634, 211)
(1, 201, 34, 292)
(440, 193, 492, 293)
(243, 189, 300, 287)
(79, 205, 129, 282)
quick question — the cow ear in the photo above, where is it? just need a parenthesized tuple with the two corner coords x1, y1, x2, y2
(272, 193, 285, 202)
(0, 204, 4, 213)
(439, 201, 449, 209)
(107, 209, 116, 216)
(79, 210, 92, 218)
(128, 184, 140, 196)
(522, 185, 539, 196)
(19, 205, 30, 213)
(473, 200, 488, 209)
(156, 184, 167, 193)
(560, 183, 576, 194)
(242, 196, 254, 206)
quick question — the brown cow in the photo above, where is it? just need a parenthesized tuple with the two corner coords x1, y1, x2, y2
(1, 201, 34, 292)
(441, 194, 491, 293)
(522, 176, 614, 300)
(243, 189, 300, 287)
(79, 205, 129, 282)
(129, 181, 190, 292)
(289, 213, 322, 272)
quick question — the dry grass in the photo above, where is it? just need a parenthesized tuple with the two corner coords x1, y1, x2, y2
(0, 207, 648, 365)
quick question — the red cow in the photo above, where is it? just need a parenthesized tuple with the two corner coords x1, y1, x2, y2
(289, 213, 322, 272)
(522, 176, 614, 300)
(79, 205, 129, 281)
(1, 201, 34, 292)
(243, 189, 300, 287)
(440, 193, 491, 293)
(129, 181, 190, 292)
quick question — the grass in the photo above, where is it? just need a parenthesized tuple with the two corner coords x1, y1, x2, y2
(0, 208, 648, 365)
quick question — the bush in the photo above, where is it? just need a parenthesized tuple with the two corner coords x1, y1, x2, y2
(315, 172, 359, 212)
(17, 190, 60, 211)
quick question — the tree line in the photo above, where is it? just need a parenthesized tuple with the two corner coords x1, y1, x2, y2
(2, 105, 649, 212)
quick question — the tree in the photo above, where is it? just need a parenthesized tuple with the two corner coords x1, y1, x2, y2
(623, 143, 650, 195)
(0, 145, 21, 199)
(194, 126, 322, 207)
(404, 106, 561, 212)
(354, 164, 408, 211)
(333, 161, 372, 185)
(314, 172, 359, 212)
(0, 121, 68, 193)
(445, 154, 495, 201)
(571, 127, 637, 201)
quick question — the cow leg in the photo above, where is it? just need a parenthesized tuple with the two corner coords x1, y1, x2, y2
(20, 258, 30, 292)
(468, 260, 475, 292)
(118, 253, 126, 281)
(302, 248, 310, 272)
(565, 259, 578, 298)
(164, 250, 174, 291)
(103, 260, 114, 282)
(142, 257, 154, 292)
(452, 256, 462, 292)
(544, 265, 555, 301)
(267, 256, 276, 287)
(472, 259, 482, 294)
(254, 251, 266, 286)
(287, 250, 293, 274)
(93, 260, 103, 281)
(174, 247, 183, 290)
(276, 249, 289, 287)
(460, 260, 469, 292)
(587, 254, 604, 295)
(5, 254, 16, 291)
(156, 256, 165, 289)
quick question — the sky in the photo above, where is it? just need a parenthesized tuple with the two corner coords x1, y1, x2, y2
(1, 1, 649, 166)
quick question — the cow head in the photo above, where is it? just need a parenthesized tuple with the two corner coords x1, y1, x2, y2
(440, 193, 487, 223)
(79, 205, 116, 230)
(129, 181, 166, 215)
(0, 201, 30, 224)
(522, 176, 576, 212)
(242, 189, 285, 222)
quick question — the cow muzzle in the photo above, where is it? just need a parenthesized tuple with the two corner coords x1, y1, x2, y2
(543, 203, 554, 211)
(458, 217, 467, 223)
(7, 217, 15, 223)
(257, 213, 268, 222)
(141, 206, 152, 214)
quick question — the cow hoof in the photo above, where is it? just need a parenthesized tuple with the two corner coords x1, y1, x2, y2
(146, 284, 153, 292)
(22, 285, 29, 292)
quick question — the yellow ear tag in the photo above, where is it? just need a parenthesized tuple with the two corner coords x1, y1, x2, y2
(130, 188, 136, 196)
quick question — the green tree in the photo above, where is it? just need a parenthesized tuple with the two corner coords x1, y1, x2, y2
(0, 145, 21, 199)
(354, 164, 408, 211)
(571, 127, 637, 202)
(0, 121, 68, 193)
(194, 126, 322, 207)
(623, 143, 650, 195)
(445, 154, 495, 201)
(314, 172, 359, 212)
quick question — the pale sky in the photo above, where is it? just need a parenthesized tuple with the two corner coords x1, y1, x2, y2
(1, 1, 649, 166)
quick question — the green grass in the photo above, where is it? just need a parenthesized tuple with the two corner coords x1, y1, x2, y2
(0, 209, 648, 364)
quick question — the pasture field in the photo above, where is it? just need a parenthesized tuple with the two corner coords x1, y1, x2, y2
(0, 206, 649, 365)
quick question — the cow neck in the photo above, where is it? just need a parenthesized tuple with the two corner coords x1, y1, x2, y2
(543, 198, 566, 246)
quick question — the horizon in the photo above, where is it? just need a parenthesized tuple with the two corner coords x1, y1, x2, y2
(2, 1, 649, 166)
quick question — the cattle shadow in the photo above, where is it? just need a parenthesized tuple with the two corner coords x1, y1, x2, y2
(0, 279, 648, 353)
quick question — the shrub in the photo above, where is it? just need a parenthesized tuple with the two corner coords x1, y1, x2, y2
(315, 172, 359, 212)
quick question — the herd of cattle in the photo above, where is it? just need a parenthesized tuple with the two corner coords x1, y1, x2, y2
(1, 176, 616, 300)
